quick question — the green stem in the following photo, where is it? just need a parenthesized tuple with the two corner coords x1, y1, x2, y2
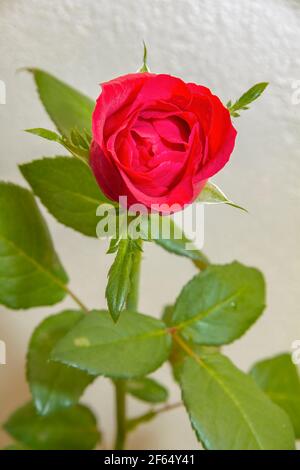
(113, 239, 143, 450)
(114, 379, 127, 450)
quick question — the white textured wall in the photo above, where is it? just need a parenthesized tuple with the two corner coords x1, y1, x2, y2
(0, 0, 300, 449)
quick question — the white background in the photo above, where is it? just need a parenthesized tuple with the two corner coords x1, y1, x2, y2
(0, 0, 300, 449)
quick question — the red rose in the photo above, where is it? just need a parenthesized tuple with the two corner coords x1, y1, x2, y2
(90, 73, 236, 213)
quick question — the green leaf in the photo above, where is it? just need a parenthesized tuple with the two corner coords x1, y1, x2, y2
(20, 157, 110, 237)
(26, 127, 62, 143)
(138, 41, 150, 73)
(0, 182, 68, 309)
(228, 82, 268, 117)
(179, 353, 295, 450)
(250, 353, 300, 438)
(106, 239, 137, 322)
(171, 262, 265, 345)
(51, 310, 172, 379)
(28, 69, 94, 138)
(4, 402, 100, 450)
(126, 377, 168, 403)
(197, 181, 246, 211)
(154, 218, 209, 270)
(27, 310, 94, 416)
(26, 128, 90, 163)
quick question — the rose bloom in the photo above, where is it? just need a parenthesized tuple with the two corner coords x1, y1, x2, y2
(90, 73, 236, 213)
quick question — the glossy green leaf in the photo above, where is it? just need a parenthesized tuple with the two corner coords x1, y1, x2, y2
(179, 353, 295, 450)
(4, 402, 100, 450)
(227, 82, 268, 117)
(20, 157, 110, 237)
(27, 310, 94, 415)
(28, 68, 94, 137)
(0, 182, 68, 309)
(171, 262, 265, 345)
(51, 310, 172, 378)
(106, 239, 137, 321)
(197, 181, 246, 211)
(250, 353, 300, 438)
(126, 377, 168, 403)
(154, 218, 209, 270)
